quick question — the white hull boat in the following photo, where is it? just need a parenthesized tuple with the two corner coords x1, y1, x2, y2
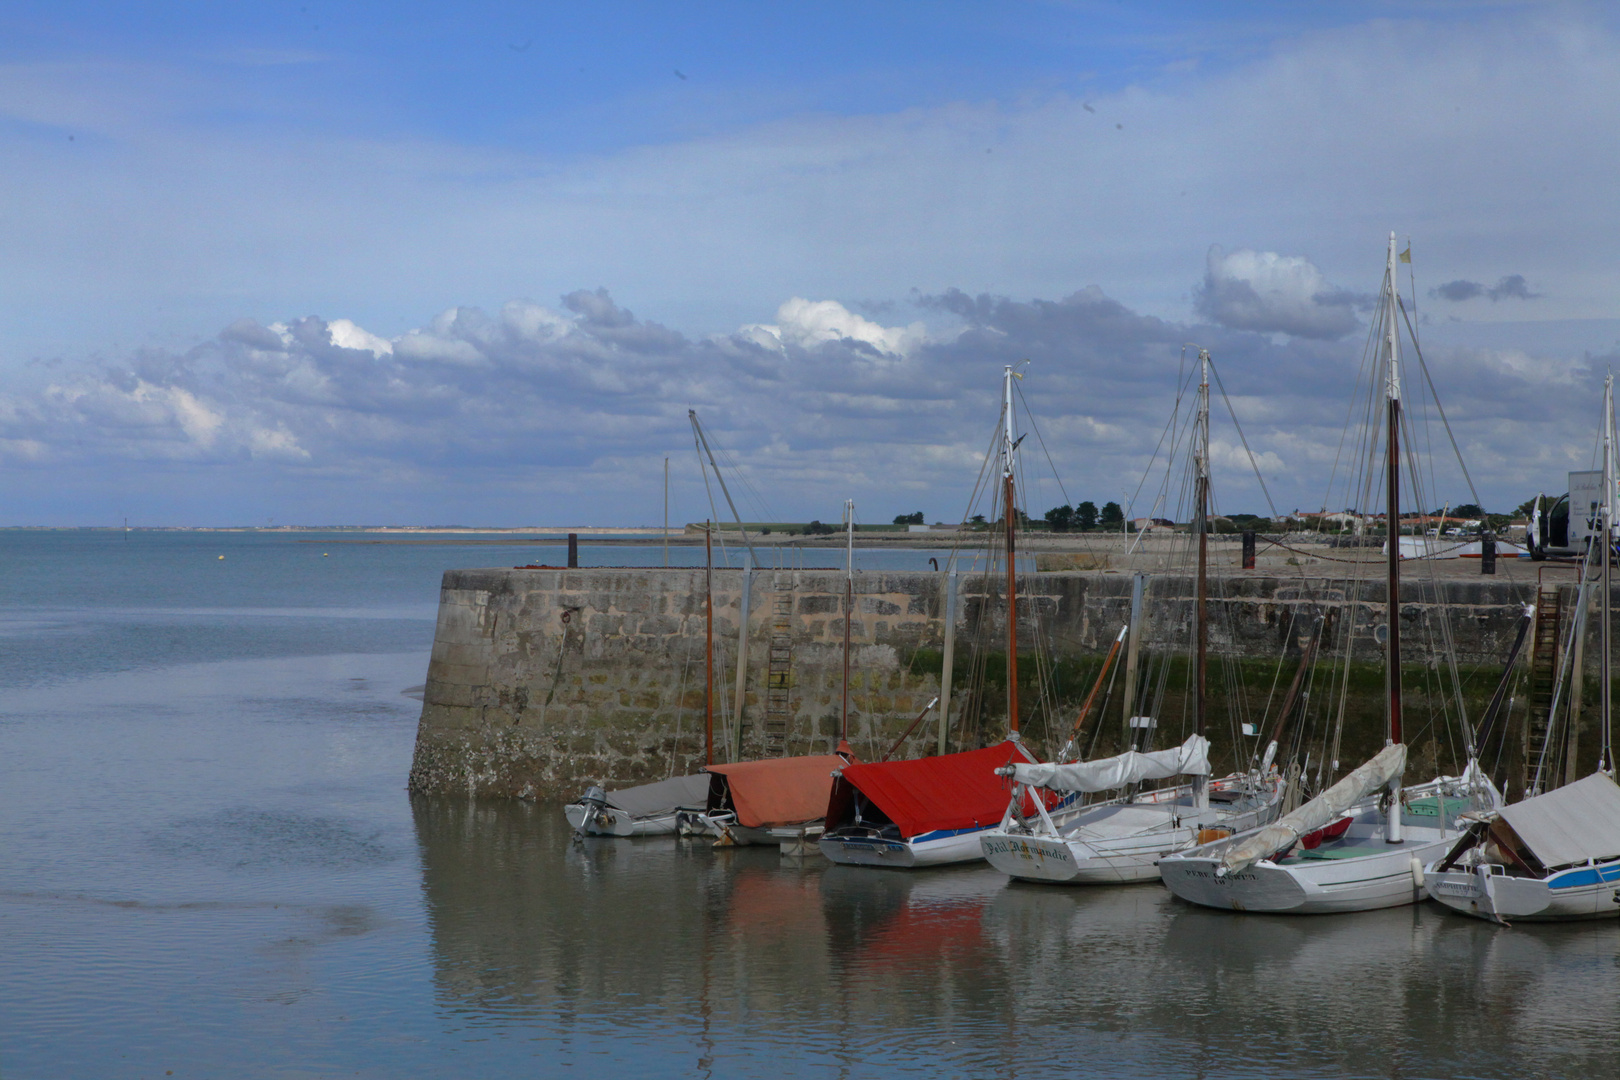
(819, 740, 1063, 869)
(564, 774, 710, 838)
(1425, 773, 1620, 924)
(820, 826, 989, 868)
(1159, 747, 1497, 913)
(981, 773, 1284, 885)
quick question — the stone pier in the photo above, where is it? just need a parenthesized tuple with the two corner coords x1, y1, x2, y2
(406, 564, 1561, 799)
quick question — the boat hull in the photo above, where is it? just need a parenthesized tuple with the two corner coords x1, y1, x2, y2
(563, 803, 680, 837)
(979, 780, 1284, 885)
(981, 829, 1178, 883)
(1426, 860, 1620, 923)
(818, 826, 989, 868)
(1160, 832, 1445, 913)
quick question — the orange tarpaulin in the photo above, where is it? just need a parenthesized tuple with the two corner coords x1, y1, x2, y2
(704, 755, 852, 828)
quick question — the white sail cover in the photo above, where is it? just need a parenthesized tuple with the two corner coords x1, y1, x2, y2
(1218, 742, 1406, 876)
(1009, 734, 1210, 794)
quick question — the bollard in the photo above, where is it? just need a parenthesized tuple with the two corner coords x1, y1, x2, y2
(568, 532, 579, 568)
(1481, 532, 1495, 575)
(1242, 531, 1256, 570)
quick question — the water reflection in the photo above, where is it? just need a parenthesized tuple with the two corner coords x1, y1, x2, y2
(414, 797, 1620, 1078)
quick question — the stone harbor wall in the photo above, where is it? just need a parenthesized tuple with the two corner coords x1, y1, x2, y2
(406, 564, 1559, 800)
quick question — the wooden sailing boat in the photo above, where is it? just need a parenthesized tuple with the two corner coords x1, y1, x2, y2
(1425, 375, 1620, 923)
(1159, 234, 1503, 913)
(684, 515, 856, 849)
(977, 347, 1286, 884)
(818, 366, 1054, 867)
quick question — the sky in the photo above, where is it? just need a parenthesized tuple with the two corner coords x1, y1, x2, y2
(2, 1, 1618, 526)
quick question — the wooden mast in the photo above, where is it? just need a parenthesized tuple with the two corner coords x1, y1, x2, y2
(1002, 365, 1021, 735)
(1383, 233, 1405, 843)
(1193, 349, 1211, 810)
(1602, 375, 1615, 774)
(705, 522, 714, 766)
(841, 499, 854, 752)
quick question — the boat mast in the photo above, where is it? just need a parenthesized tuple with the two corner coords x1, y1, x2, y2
(1602, 376, 1615, 774)
(1002, 365, 1021, 735)
(705, 522, 715, 766)
(1383, 233, 1405, 843)
(1193, 349, 1211, 811)
(841, 498, 854, 750)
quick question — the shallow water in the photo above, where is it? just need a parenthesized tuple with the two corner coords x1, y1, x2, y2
(2, 530, 1617, 1079)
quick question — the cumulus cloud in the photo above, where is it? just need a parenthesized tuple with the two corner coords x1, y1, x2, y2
(739, 298, 927, 356)
(1430, 275, 1543, 303)
(1193, 247, 1363, 340)
(0, 281, 1601, 524)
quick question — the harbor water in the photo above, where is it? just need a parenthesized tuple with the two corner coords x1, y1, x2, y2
(1, 530, 1616, 1079)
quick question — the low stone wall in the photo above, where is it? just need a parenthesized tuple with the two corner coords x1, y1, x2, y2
(406, 564, 1557, 799)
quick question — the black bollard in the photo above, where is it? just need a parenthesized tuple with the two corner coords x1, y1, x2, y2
(568, 532, 579, 568)
(1242, 530, 1256, 570)
(1481, 532, 1496, 575)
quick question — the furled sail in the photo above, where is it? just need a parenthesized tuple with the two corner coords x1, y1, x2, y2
(1006, 734, 1210, 794)
(1217, 742, 1406, 876)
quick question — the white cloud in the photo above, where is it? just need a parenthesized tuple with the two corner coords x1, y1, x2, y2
(1195, 247, 1360, 340)
(327, 318, 393, 357)
(742, 298, 928, 357)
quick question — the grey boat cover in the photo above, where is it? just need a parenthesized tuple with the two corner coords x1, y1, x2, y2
(603, 773, 711, 818)
(1497, 772, 1620, 870)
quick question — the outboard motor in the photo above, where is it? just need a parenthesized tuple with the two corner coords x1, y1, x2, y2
(576, 785, 608, 838)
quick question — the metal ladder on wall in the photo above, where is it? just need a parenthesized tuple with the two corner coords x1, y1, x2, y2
(1519, 581, 1565, 798)
(763, 580, 794, 755)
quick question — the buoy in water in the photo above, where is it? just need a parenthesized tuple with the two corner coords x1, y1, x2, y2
(218, 555, 225, 560)
(323, 553, 329, 557)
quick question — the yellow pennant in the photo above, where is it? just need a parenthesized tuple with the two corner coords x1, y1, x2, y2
(1398, 246, 1412, 263)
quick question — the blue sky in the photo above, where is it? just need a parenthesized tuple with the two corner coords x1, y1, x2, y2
(2, 2, 1617, 525)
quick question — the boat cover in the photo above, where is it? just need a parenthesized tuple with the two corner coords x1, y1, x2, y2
(1497, 772, 1620, 870)
(601, 773, 711, 818)
(833, 740, 1038, 839)
(1218, 742, 1406, 876)
(1008, 734, 1210, 794)
(705, 755, 851, 828)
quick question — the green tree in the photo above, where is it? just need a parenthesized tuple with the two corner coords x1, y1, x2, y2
(1043, 504, 1074, 532)
(1451, 503, 1486, 519)
(1099, 501, 1124, 528)
(1076, 500, 1098, 531)
(893, 511, 925, 526)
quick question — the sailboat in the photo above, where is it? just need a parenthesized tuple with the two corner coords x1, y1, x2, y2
(1424, 375, 1620, 923)
(682, 510, 857, 849)
(819, 366, 1067, 867)
(977, 348, 1286, 884)
(567, 523, 724, 837)
(1158, 234, 1502, 913)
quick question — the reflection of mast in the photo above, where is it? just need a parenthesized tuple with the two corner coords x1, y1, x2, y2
(1002, 365, 1022, 735)
(1192, 348, 1211, 811)
(1383, 233, 1405, 843)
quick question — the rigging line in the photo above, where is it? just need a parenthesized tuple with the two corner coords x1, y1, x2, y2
(692, 424, 728, 561)
(1014, 380, 1070, 507)
(1398, 297, 1484, 512)
(1399, 390, 1475, 752)
(1321, 302, 1386, 517)
(1207, 358, 1282, 522)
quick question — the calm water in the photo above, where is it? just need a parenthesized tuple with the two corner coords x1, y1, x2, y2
(2, 530, 1616, 1079)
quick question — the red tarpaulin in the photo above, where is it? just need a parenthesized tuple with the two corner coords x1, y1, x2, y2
(705, 755, 853, 828)
(831, 741, 1040, 838)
